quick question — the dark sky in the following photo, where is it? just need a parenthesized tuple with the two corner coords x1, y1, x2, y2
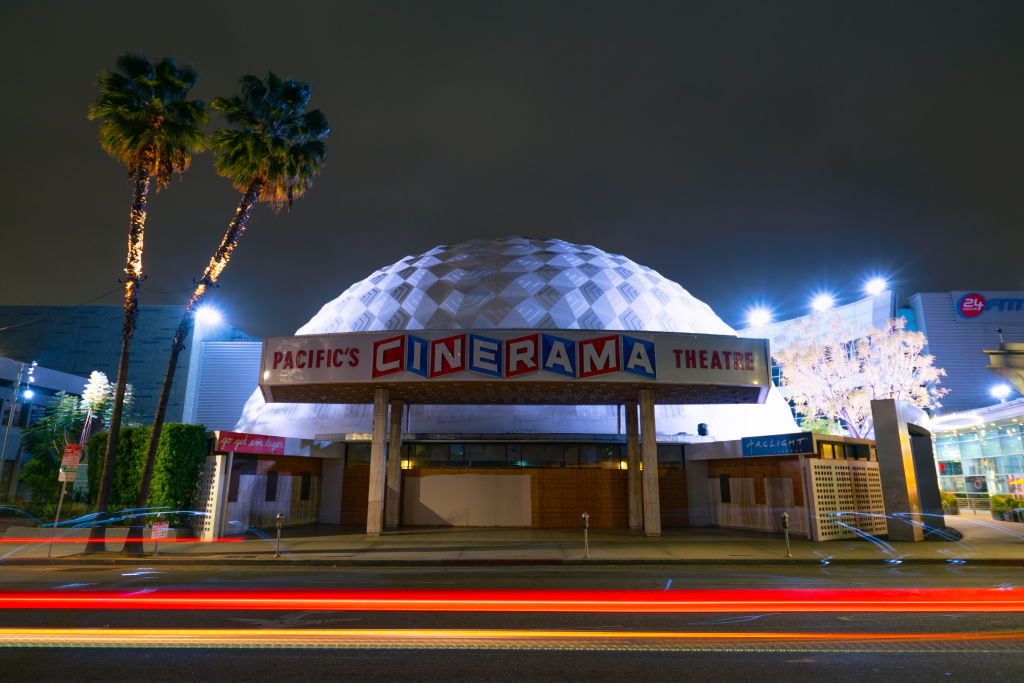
(2, 1, 1023, 339)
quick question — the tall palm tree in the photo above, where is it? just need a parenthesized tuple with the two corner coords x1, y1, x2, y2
(87, 53, 206, 542)
(124, 72, 328, 554)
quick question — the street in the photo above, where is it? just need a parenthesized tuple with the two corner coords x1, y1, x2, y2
(1, 563, 1021, 680)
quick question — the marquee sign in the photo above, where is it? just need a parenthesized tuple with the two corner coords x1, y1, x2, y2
(259, 329, 770, 405)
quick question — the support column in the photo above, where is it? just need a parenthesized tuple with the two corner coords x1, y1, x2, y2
(625, 400, 642, 530)
(207, 452, 233, 541)
(639, 388, 661, 536)
(366, 387, 389, 535)
(385, 400, 405, 528)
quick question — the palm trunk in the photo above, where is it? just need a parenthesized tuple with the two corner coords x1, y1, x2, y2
(123, 179, 263, 555)
(88, 157, 150, 553)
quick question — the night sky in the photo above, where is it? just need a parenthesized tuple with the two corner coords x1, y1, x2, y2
(2, 1, 1023, 339)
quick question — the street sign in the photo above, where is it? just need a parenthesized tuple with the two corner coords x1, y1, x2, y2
(151, 521, 170, 540)
(59, 444, 82, 482)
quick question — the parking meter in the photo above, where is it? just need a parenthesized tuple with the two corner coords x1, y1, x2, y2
(581, 512, 590, 558)
(781, 512, 791, 558)
(274, 513, 284, 557)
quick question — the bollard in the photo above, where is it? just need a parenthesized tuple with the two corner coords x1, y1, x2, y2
(581, 512, 590, 559)
(781, 512, 792, 558)
(275, 513, 284, 558)
(153, 513, 163, 558)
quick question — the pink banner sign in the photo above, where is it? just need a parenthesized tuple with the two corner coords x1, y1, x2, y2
(217, 431, 286, 455)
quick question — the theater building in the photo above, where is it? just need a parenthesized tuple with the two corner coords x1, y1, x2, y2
(209, 237, 801, 536)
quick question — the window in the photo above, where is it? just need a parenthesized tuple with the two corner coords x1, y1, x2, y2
(300, 472, 311, 501)
(409, 443, 450, 467)
(657, 445, 684, 469)
(464, 443, 508, 466)
(520, 444, 564, 467)
(228, 469, 240, 502)
(720, 474, 731, 503)
(265, 471, 278, 502)
(345, 444, 371, 468)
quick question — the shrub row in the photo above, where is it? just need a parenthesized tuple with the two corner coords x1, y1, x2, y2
(86, 424, 207, 525)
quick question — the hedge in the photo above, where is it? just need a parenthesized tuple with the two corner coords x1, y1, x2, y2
(990, 494, 1024, 522)
(85, 424, 208, 525)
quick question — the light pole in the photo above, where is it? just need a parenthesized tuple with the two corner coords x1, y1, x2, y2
(1, 361, 35, 499)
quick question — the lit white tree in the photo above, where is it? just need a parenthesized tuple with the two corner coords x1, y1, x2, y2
(773, 317, 948, 438)
(79, 371, 111, 443)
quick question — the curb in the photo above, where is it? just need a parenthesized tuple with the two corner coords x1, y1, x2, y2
(3, 557, 1023, 568)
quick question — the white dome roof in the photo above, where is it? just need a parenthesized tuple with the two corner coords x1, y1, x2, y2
(295, 236, 734, 334)
(237, 236, 797, 439)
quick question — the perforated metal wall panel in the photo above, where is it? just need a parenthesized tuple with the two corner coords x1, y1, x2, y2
(806, 458, 886, 541)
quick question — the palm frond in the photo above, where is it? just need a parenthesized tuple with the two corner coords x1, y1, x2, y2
(89, 52, 208, 185)
(210, 71, 330, 207)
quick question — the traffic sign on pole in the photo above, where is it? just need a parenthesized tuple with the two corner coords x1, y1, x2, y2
(58, 444, 82, 482)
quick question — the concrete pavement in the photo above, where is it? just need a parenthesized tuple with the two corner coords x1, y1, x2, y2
(2, 515, 1023, 566)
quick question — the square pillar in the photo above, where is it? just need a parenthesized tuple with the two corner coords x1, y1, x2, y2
(385, 400, 405, 528)
(639, 388, 661, 536)
(625, 400, 642, 529)
(870, 398, 940, 542)
(366, 387, 389, 535)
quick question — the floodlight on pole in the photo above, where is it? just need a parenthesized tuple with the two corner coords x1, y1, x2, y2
(811, 293, 835, 312)
(864, 276, 888, 296)
(746, 306, 773, 328)
(991, 384, 1011, 402)
(195, 306, 223, 326)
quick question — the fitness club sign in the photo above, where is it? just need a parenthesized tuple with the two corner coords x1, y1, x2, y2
(260, 330, 769, 388)
(955, 291, 1024, 321)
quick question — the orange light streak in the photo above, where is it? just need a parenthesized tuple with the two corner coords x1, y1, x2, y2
(0, 627, 1021, 649)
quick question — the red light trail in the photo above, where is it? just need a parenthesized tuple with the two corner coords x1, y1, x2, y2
(0, 537, 243, 543)
(1, 587, 1021, 613)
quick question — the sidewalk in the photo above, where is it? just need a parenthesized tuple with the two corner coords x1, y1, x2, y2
(3, 515, 1023, 566)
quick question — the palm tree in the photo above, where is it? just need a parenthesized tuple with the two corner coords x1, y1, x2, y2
(87, 53, 206, 545)
(124, 72, 328, 554)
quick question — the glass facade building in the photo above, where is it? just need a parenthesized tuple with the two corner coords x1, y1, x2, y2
(933, 402, 1024, 501)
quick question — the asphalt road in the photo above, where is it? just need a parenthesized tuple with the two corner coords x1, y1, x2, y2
(2, 564, 1022, 681)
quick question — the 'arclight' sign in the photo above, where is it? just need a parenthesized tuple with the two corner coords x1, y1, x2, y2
(260, 329, 769, 396)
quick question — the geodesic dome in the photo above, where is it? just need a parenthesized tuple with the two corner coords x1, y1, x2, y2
(237, 236, 797, 439)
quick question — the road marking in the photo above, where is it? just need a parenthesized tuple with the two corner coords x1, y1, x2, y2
(1, 627, 1021, 652)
